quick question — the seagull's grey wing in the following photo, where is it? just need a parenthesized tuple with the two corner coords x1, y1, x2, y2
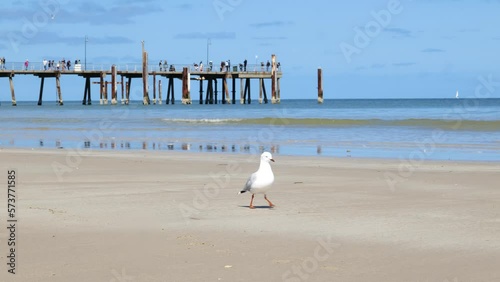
(241, 172, 258, 192)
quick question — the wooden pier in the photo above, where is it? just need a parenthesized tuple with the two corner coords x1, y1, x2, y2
(0, 55, 282, 106)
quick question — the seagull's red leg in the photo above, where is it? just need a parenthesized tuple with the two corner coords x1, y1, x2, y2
(264, 194, 275, 208)
(249, 194, 255, 209)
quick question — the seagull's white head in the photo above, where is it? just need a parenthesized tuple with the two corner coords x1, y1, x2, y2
(261, 152, 275, 163)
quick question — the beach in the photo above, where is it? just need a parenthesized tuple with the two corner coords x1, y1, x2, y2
(0, 148, 499, 282)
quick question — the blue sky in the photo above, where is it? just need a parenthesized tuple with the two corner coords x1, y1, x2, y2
(1, 0, 500, 101)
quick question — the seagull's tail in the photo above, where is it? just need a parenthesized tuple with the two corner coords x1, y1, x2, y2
(238, 190, 246, 194)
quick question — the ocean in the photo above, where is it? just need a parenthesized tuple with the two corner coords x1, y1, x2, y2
(1, 98, 499, 161)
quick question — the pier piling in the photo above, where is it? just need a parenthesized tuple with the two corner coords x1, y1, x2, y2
(271, 54, 277, 104)
(214, 79, 218, 104)
(56, 72, 63, 105)
(9, 74, 16, 106)
(87, 77, 92, 105)
(205, 79, 211, 104)
(158, 80, 162, 105)
(38, 77, 45, 106)
(126, 77, 131, 105)
(240, 78, 244, 104)
(111, 65, 117, 105)
(231, 77, 236, 104)
(261, 79, 268, 104)
(99, 72, 105, 104)
(222, 77, 226, 104)
(142, 46, 150, 105)
(199, 79, 204, 104)
(318, 68, 323, 104)
(204, 80, 209, 104)
(166, 77, 175, 104)
(125, 81, 129, 104)
(120, 76, 124, 104)
(224, 75, 230, 104)
(153, 72, 157, 105)
(259, 78, 263, 104)
(104, 81, 109, 104)
(82, 77, 92, 105)
(181, 67, 191, 104)
(243, 78, 251, 104)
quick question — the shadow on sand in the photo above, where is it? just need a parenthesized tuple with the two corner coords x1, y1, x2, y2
(238, 205, 275, 209)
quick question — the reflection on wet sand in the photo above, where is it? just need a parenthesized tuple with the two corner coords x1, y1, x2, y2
(34, 138, 285, 155)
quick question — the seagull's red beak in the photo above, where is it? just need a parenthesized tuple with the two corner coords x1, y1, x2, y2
(270, 158, 275, 162)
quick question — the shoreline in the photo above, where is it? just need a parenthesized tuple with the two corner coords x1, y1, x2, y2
(0, 148, 499, 281)
(1, 145, 500, 163)
(2, 146, 500, 163)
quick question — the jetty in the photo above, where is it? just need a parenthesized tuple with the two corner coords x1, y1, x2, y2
(0, 54, 282, 106)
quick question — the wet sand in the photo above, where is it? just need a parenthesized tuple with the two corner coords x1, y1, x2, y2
(0, 148, 499, 282)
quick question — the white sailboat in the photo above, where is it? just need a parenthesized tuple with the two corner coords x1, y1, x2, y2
(455, 90, 459, 99)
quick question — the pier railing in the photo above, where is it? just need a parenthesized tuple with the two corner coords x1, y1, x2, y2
(0, 62, 282, 73)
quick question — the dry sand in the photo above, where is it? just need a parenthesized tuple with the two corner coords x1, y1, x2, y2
(0, 148, 499, 282)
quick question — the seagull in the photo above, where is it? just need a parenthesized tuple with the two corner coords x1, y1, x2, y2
(239, 152, 275, 209)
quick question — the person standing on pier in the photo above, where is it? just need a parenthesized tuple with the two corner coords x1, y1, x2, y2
(159, 60, 163, 71)
(244, 59, 247, 72)
(43, 59, 48, 70)
(24, 59, 29, 70)
(199, 61, 203, 72)
(266, 60, 270, 72)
